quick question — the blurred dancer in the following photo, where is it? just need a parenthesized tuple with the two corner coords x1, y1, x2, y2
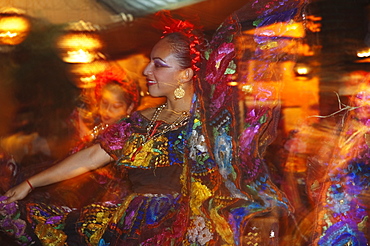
(51, 67, 141, 208)
(70, 67, 140, 151)
(289, 79, 370, 245)
(308, 81, 370, 245)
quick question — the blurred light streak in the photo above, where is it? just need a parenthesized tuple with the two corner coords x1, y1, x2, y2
(357, 48, 370, 58)
(57, 21, 104, 64)
(244, 21, 305, 38)
(0, 7, 30, 46)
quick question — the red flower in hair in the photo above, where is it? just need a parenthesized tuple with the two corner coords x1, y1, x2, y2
(95, 68, 126, 88)
(94, 68, 127, 101)
(155, 11, 204, 77)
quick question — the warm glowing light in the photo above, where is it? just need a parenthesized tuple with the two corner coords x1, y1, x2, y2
(63, 49, 96, 63)
(80, 75, 97, 84)
(283, 22, 305, 38)
(69, 61, 108, 88)
(244, 21, 305, 38)
(227, 81, 238, 86)
(57, 21, 104, 64)
(296, 67, 309, 75)
(306, 15, 322, 33)
(294, 63, 311, 76)
(57, 33, 102, 50)
(357, 48, 370, 58)
(57, 32, 104, 63)
(241, 84, 253, 94)
(0, 8, 30, 45)
(0, 31, 17, 38)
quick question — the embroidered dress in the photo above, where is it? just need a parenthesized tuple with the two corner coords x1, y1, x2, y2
(0, 102, 289, 246)
(21, 111, 190, 246)
(308, 120, 370, 245)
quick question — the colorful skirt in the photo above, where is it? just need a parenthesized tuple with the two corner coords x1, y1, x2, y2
(1, 193, 188, 246)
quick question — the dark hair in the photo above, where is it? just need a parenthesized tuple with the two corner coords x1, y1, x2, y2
(164, 31, 207, 79)
(164, 32, 192, 69)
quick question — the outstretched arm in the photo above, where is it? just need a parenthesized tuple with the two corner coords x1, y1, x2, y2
(2, 143, 112, 204)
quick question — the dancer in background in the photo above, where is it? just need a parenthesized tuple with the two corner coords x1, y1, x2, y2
(306, 80, 370, 245)
(47, 67, 141, 208)
(69, 67, 140, 152)
(282, 74, 370, 245)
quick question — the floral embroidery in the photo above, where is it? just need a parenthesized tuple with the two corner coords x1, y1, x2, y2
(187, 216, 213, 245)
(0, 197, 32, 245)
(189, 129, 208, 161)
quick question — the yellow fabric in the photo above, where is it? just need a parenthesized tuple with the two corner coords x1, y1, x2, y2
(78, 203, 118, 245)
(210, 205, 234, 245)
(35, 223, 67, 246)
(190, 181, 212, 216)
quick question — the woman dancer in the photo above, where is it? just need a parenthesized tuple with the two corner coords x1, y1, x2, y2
(48, 67, 141, 208)
(1, 1, 306, 245)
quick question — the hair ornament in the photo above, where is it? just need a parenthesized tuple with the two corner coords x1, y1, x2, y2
(94, 68, 127, 88)
(157, 10, 196, 37)
(155, 10, 204, 77)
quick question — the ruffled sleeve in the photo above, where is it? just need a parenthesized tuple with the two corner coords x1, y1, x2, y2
(98, 119, 133, 160)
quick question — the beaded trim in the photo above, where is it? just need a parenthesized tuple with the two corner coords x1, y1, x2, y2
(145, 104, 190, 143)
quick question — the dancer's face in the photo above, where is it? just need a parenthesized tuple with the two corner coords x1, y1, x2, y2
(98, 85, 130, 124)
(143, 37, 184, 98)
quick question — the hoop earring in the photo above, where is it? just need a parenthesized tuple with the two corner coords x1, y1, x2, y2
(174, 83, 185, 99)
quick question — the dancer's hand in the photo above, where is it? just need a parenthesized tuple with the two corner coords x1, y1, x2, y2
(2, 181, 32, 204)
(1, 144, 112, 204)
